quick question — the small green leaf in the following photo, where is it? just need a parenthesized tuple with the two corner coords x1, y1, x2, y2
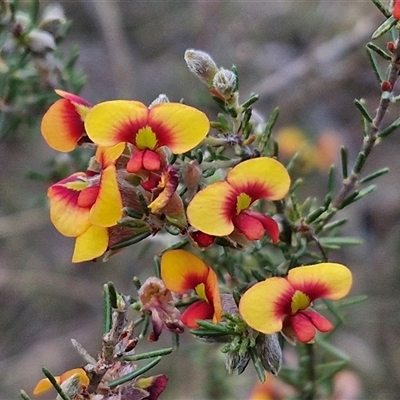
(19, 390, 32, 400)
(359, 167, 389, 183)
(315, 361, 349, 383)
(124, 347, 173, 361)
(371, 16, 397, 40)
(366, 42, 392, 60)
(366, 47, 384, 83)
(258, 107, 279, 155)
(103, 284, 112, 333)
(378, 116, 400, 138)
(321, 218, 348, 232)
(354, 99, 373, 123)
(371, 0, 392, 18)
(109, 230, 152, 250)
(319, 236, 362, 246)
(306, 207, 326, 224)
(108, 357, 163, 389)
(354, 151, 366, 174)
(315, 336, 350, 362)
(42, 367, 70, 400)
(241, 93, 259, 110)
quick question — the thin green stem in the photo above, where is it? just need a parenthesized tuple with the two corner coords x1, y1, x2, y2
(300, 344, 316, 400)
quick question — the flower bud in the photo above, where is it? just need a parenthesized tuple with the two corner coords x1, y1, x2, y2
(256, 333, 282, 375)
(225, 348, 251, 374)
(27, 29, 56, 54)
(182, 160, 202, 192)
(149, 94, 169, 108)
(184, 49, 219, 85)
(212, 68, 237, 102)
(39, 3, 66, 35)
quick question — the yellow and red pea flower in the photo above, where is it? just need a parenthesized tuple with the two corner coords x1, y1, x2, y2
(33, 368, 89, 395)
(41, 89, 92, 152)
(187, 157, 290, 242)
(84, 100, 210, 173)
(239, 263, 352, 344)
(160, 249, 222, 328)
(47, 144, 125, 262)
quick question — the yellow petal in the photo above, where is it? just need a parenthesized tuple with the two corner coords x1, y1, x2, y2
(239, 278, 293, 334)
(95, 143, 126, 167)
(227, 157, 290, 201)
(41, 99, 86, 152)
(148, 102, 209, 153)
(187, 181, 236, 236)
(48, 173, 91, 237)
(60, 368, 89, 385)
(161, 249, 210, 293)
(85, 100, 148, 147)
(33, 376, 61, 395)
(287, 263, 352, 301)
(89, 165, 122, 227)
(72, 225, 108, 262)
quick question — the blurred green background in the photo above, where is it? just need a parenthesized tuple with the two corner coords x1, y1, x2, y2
(1, 1, 400, 399)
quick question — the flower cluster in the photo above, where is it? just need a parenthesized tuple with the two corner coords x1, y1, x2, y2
(37, 48, 356, 397)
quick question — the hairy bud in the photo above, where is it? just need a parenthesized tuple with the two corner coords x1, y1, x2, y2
(184, 49, 219, 85)
(212, 68, 237, 101)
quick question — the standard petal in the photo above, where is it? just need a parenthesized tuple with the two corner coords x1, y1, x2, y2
(41, 99, 85, 152)
(287, 263, 352, 301)
(187, 181, 236, 236)
(239, 278, 294, 334)
(227, 157, 291, 201)
(161, 249, 209, 293)
(181, 300, 215, 328)
(89, 165, 122, 227)
(148, 102, 209, 153)
(72, 225, 108, 262)
(85, 100, 148, 147)
(48, 173, 91, 237)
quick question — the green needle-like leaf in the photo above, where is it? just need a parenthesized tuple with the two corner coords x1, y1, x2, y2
(371, 16, 397, 40)
(108, 357, 163, 389)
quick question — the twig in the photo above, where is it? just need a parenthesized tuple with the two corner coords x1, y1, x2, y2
(332, 35, 400, 208)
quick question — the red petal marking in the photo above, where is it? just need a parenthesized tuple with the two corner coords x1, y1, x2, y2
(288, 312, 317, 343)
(244, 210, 280, 243)
(55, 89, 92, 107)
(127, 150, 144, 173)
(302, 309, 333, 333)
(143, 374, 169, 400)
(232, 211, 265, 240)
(142, 149, 162, 171)
(273, 285, 296, 318)
(41, 99, 85, 151)
(181, 300, 214, 328)
(77, 186, 100, 208)
(289, 279, 330, 302)
(141, 173, 161, 191)
(231, 181, 272, 202)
